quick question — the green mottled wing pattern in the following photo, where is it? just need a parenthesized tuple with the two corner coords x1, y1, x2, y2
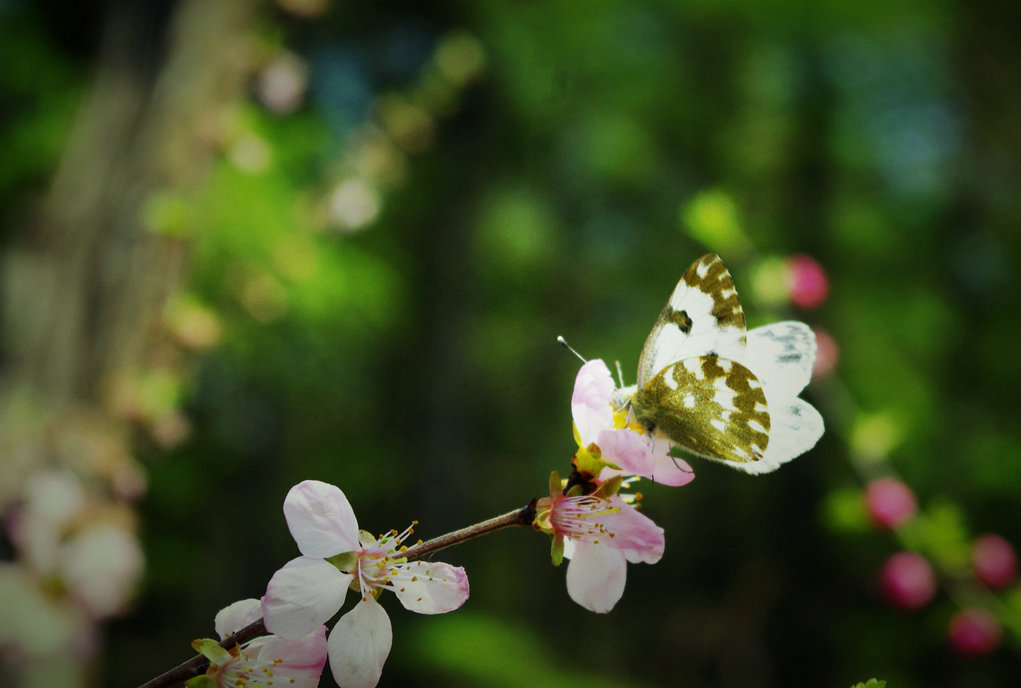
(636, 254, 747, 388)
(632, 354, 770, 465)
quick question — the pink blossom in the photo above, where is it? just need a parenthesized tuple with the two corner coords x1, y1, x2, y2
(948, 607, 1002, 656)
(972, 534, 1017, 590)
(262, 480, 468, 688)
(880, 551, 936, 610)
(811, 325, 839, 378)
(190, 598, 327, 688)
(534, 472, 664, 613)
(786, 254, 829, 309)
(864, 477, 917, 530)
(572, 359, 694, 487)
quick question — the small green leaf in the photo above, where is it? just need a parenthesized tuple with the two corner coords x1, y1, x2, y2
(190, 637, 232, 666)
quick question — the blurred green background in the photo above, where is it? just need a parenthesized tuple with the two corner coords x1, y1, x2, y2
(2, 0, 1020, 687)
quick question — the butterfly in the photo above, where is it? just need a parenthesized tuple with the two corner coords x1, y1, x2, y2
(616, 253, 824, 474)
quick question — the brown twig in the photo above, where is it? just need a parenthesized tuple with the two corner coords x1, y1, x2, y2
(403, 504, 535, 560)
(136, 619, 265, 688)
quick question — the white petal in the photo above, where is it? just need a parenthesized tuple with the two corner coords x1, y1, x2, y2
(328, 597, 393, 688)
(284, 480, 361, 558)
(391, 561, 469, 614)
(565, 542, 627, 613)
(572, 360, 616, 445)
(744, 322, 816, 400)
(263, 557, 351, 639)
(734, 399, 824, 474)
(214, 598, 262, 640)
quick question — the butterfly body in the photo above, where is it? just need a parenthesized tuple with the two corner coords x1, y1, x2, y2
(622, 253, 823, 473)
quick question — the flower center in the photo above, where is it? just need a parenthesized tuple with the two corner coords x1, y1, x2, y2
(219, 647, 283, 687)
(354, 522, 417, 597)
(550, 494, 620, 544)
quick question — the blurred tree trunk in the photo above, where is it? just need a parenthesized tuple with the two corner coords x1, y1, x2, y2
(4, 0, 252, 405)
(1, 0, 254, 683)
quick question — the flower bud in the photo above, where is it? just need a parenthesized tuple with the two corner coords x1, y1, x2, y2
(865, 477, 917, 530)
(786, 254, 829, 309)
(880, 551, 936, 610)
(948, 607, 1001, 656)
(972, 534, 1017, 589)
(811, 326, 839, 379)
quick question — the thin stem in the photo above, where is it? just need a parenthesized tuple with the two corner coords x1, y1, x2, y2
(136, 503, 535, 688)
(403, 505, 535, 560)
(136, 619, 265, 688)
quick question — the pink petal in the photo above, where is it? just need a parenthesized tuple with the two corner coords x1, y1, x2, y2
(572, 360, 616, 446)
(263, 556, 352, 640)
(646, 443, 696, 486)
(243, 627, 328, 687)
(214, 598, 263, 640)
(597, 428, 656, 477)
(284, 480, 361, 558)
(391, 561, 469, 614)
(328, 597, 393, 688)
(565, 541, 627, 613)
(602, 497, 665, 564)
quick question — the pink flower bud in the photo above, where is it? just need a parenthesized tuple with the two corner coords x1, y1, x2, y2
(880, 551, 936, 610)
(786, 254, 829, 309)
(972, 534, 1017, 589)
(948, 607, 1002, 656)
(865, 477, 917, 530)
(811, 326, 839, 378)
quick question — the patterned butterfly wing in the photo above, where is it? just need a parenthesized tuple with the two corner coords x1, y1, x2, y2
(636, 254, 747, 389)
(632, 354, 770, 465)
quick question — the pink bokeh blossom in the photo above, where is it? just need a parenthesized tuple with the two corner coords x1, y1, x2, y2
(880, 551, 936, 610)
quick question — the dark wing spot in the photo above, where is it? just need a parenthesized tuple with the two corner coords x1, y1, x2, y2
(666, 308, 693, 334)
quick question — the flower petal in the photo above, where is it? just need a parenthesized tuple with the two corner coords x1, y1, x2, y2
(597, 428, 656, 478)
(572, 360, 616, 446)
(646, 442, 696, 486)
(214, 598, 263, 640)
(328, 597, 393, 688)
(243, 626, 328, 688)
(565, 541, 627, 613)
(284, 480, 361, 558)
(391, 561, 469, 614)
(263, 556, 352, 640)
(601, 497, 665, 564)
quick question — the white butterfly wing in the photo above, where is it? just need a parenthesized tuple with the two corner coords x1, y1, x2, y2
(729, 398, 823, 474)
(732, 321, 823, 473)
(636, 254, 747, 387)
(743, 321, 816, 400)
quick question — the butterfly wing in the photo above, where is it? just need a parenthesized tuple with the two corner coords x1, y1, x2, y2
(632, 355, 771, 466)
(733, 321, 823, 473)
(636, 254, 747, 388)
(733, 398, 823, 474)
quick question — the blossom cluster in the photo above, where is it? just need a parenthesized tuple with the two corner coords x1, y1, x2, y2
(189, 341, 820, 686)
(866, 476, 1017, 656)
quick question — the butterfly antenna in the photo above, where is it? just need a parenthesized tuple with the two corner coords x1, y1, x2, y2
(557, 336, 586, 363)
